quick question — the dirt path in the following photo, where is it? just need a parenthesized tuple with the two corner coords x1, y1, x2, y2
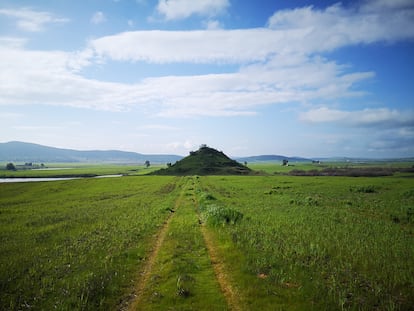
(193, 184, 243, 311)
(200, 224, 243, 311)
(119, 179, 185, 311)
(120, 176, 242, 310)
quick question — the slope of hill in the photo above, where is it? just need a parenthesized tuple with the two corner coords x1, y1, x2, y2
(0, 141, 182, 164)
(152, 145, 252, 175)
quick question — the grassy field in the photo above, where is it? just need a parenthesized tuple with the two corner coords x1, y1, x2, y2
(248, 161, 414, 175)
(0, 176, 180, 310)
(198, 175, 414, 310)
(1, 170, 413, 310)
(0, 163, 165, 178)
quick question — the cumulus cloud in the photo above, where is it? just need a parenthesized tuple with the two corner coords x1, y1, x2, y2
(90, 11, 106, 24)
(1, 1, 413, 120)
(204, 19, 222, 30)
(267, 1, 414, 51)
(0, 37, 27, 48)
(0, 7, 69, 32)
(156, 0, 229, 20)
(89, 1, 414, 65)
(0, 35, 380, 118)
(89, 29, 285, 64)
(300, 107, 414, 128)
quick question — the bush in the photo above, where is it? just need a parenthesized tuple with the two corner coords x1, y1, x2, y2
(203, 205, 243, 226)
(349, 185, 377, 193)
(6, 162, 16, 170)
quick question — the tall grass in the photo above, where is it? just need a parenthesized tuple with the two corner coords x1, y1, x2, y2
(0, 176, 178, 310)
(199, 175, 414, 310)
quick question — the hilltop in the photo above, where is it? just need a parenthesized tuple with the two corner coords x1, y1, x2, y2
(151, 145, 252, 175)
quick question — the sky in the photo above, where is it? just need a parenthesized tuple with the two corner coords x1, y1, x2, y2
(0, 0, 413, 158)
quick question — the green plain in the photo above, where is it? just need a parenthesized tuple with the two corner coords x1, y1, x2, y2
(1, 168, 413, 310)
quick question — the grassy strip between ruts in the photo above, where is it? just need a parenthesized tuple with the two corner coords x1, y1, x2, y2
(0, 176, 180, 310)
(133, 176, 228, 310)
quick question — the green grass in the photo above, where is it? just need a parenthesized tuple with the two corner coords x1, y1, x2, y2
(198, 175, 414, 310)
(1, 171, 414, 310)
(137, 177, 228, 310)
(0, 163, 165, 178)
(248, 161, 414, 175)
(0, 176, 179, 310)
(152, 146, 251, 175)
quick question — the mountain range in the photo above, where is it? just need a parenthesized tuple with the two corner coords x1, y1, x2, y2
(3, 141, 408, 164)
(0, 141, 183, 164)
(0, 141, 315, 164)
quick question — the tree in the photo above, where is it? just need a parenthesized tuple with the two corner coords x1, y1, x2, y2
(145, 160, 150, 168)
(6, 163, 16, 170)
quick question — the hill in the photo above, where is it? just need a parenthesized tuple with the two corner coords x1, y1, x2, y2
(152, 145, 252, 175)
(0, 141, 182, 164)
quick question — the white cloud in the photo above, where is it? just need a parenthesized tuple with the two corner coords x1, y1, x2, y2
(0, 37, 27, 48)
(360, 0, 414, 12)
(1, 1, 413, 121)
(267, 1, 414, 51)
(167, 140, 196, 151)
(0, 41, 375, 118)
(89, 29, 284, 64)
(91, 11, 106, 24)
(0, 8, 69, 32)
(300, 107, 414, 128)
(204, 19, 222, 30)
(90, 1, 414, 65)
(156, 0, 229, 20)
(138, 124, 180, 131)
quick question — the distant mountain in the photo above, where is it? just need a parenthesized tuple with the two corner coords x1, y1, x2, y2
(235, 155, 312, 163)
(152, 145, 252, 175)
(312, 157, 414, 163)
(0, 141, 182, 164)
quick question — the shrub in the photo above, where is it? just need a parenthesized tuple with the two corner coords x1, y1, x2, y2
(349, 185, 377, 193)
(203, 205, 243, 226)
(6, 162, 16, 170)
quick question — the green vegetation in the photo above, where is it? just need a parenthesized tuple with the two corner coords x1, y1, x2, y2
(0, 176, 179, 310)
(198, 175, 414, 310)
(1, 161, 414, 310)
(152, 145, 251, 175)
(248, 161, 414, 176)
(134, 177, 228, 310)
(0, 163, 163, 178)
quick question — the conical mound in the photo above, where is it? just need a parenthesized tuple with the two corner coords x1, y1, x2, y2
(151, 145, 251, 175)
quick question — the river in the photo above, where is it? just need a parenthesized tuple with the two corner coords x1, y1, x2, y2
(0, 175, 123, 183)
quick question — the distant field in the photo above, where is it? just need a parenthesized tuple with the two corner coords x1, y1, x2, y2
(248, 161, 414, 175)
(1, 170, 413, 310)
(0, 163, 166, 178)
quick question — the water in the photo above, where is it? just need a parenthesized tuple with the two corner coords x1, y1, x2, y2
(0, 175, 123, 183)
(0, 177, 79, 183)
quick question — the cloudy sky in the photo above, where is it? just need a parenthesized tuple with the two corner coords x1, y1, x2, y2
(0, 0, 413, 158)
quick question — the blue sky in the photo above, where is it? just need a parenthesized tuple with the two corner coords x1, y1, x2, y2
(0, 0, 413, 158)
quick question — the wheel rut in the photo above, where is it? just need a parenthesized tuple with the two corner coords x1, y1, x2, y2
(119, 178, 185, 311)
(193, 180, 243, 311)
(120, 176, 242, 310)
